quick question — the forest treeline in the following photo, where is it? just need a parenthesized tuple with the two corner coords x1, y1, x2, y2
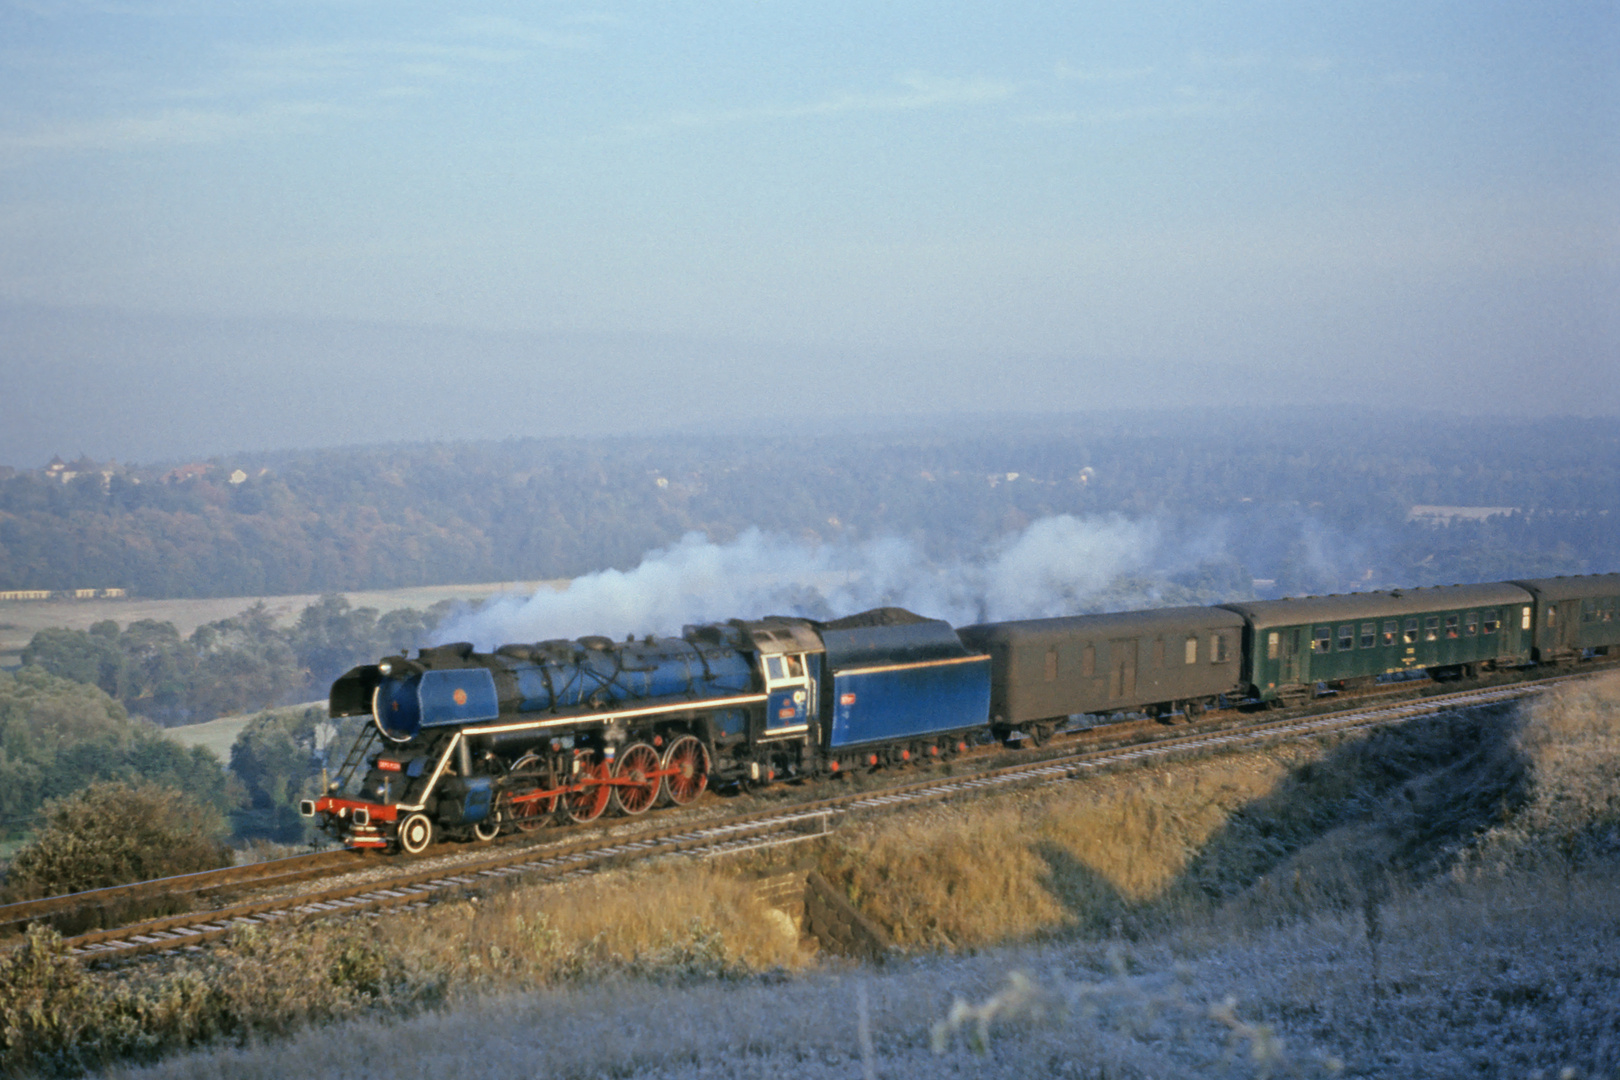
(18, 595, 447, 726)
(2, 593, 439, 841)
(3, 412, 1616, 600)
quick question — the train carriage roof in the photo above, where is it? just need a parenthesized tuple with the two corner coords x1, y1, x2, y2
(820, 616, 978, 671)
(958, 606, 1244, 648)
(1506, 573, 1620, 602)
(1221, 582, 1534, 630)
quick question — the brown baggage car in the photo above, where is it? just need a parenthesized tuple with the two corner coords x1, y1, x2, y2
(957, 607, 1245, 737)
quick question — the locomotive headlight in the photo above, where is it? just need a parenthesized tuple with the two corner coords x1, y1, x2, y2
(379, 660, 394, 675)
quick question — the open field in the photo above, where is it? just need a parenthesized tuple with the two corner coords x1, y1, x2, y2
(0, 580, 563, 668)
(160, 706, 323, 762)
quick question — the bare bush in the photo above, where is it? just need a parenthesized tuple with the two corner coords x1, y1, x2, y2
(4, 782, 230, 900)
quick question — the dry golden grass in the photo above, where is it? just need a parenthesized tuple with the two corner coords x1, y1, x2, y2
(362, 860, 809, 992)
(817, 745, 1320, 947)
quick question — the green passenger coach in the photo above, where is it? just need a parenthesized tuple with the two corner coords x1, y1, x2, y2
(1221, 583, 1535, 705)
(1510, 574, 1620, 664)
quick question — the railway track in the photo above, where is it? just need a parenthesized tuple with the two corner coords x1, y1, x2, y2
(43, 671, 1574, 964)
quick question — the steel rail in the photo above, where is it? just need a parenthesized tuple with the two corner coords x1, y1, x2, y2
(0, 849, 370, 938)
(56, 670, 1578, 963)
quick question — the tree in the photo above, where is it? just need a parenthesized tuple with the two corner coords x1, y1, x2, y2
(4, 781, 231, 898)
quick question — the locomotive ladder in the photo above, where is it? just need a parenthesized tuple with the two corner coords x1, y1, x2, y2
(329, 724, 380, 794)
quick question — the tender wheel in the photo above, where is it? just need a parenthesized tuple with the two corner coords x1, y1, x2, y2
(397, 812, 433, 855)
(566, 756, 613, 823)
(506, 752, 558, 833)
(471, 810, 501, 842)
(662, 734, 710, 805)
(612, 743, 662, 816)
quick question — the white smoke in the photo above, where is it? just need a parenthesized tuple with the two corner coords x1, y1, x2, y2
(432, 514, 1164, 650)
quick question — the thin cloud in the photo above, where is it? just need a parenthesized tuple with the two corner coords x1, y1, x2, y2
(0, 100, 345, 156)
(1188, 51, 1266, 71)
(1054, 63, 1157, 83)
(452, 15, 595, 50)
(667, 73, 1016, 128)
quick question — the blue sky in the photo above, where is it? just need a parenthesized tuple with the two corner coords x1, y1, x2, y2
(1, 2, 1616, 463)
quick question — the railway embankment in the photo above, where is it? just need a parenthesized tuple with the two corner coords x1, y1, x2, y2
(3, 674, 1616, 1077)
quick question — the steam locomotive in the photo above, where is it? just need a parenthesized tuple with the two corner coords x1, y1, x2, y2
(303, 573, 1619, 853)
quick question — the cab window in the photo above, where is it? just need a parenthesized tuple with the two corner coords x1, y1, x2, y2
(784, 654, 804, 678)
(764, 655, 785, 680)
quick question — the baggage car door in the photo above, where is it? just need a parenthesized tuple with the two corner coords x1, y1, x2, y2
(1107, 639, 1138, 702)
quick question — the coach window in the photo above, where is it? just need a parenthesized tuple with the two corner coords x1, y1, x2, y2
(1403, 618, 1418, 644)
(1185, 636, 1198, 664)
(1337, 625, 1355, 650)
(1465, 612, 1478, 636)
(1483, 611, 1500, 634)
(1424, 616, 1439, 642)
(1547, 606, 1557, 628)
(1313, 627, 1331, 653)
(1360, 623, 1376, 649)
(1521, 606, 1532, 630)
(1582, 600, 1596, 623)
(1082, 644, 1096, 677)
(1383, 621, 1398, 646)
(1266, 631, 1280, 660)
(1210, 634, 1228, 663)
(1445, 615, 1459, 639)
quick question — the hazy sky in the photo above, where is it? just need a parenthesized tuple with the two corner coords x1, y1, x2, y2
(2, 2, 1616, 465)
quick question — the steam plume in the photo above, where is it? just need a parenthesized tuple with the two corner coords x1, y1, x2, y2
(432, 514, 1164, 650)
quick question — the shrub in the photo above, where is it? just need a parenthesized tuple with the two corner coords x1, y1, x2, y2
(5, 781, 231, 899)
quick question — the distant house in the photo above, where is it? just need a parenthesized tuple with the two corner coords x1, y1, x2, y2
(163, 463, 211, 483)
(1407, 505, 1518, 527)
(0, 590, 52, 601)
(229, 469, 248, 484)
